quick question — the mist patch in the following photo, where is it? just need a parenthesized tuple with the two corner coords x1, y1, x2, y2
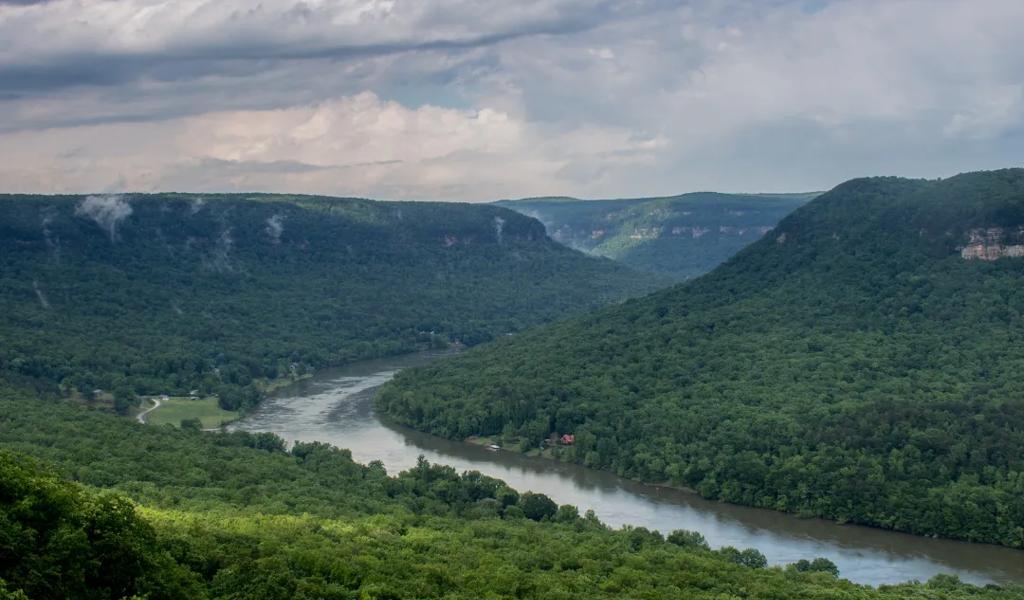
(75, 195, 133, 241)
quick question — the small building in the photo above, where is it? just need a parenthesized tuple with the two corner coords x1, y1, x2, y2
(560, 434, 575, 445)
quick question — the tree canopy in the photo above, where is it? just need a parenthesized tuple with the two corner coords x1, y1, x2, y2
(0, 193, 662, 410)
(2, 390, 1022, 598)
(379, 169, 1024, 547)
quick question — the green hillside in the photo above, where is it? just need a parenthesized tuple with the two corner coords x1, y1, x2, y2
(2, 389, 1022, 599)
(496, 192, 816, 280)
(0, 193, 662, 412)
(379, 169, 1024, 547)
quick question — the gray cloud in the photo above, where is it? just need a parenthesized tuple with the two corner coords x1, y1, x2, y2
(0, 1, 674, 132)
(0, 1, 667, 93)
(0, 0, 1022, 199)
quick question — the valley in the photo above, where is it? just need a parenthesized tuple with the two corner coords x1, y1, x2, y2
(379, 170, 1024, 548)
(3, 174, 1024, 598)
(497, 192, 817, 280)
(3, 2, 1020, 597)
(233, 350, 1024, 586)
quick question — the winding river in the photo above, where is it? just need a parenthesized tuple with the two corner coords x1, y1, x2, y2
(233, 350, 1024, 587)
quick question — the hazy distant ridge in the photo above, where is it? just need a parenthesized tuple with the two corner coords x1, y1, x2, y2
(497, 191, 817, 280)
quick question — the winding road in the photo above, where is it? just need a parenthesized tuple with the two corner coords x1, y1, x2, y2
(136, 398, 162, 424)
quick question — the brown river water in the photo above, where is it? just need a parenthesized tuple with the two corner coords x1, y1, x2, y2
(232, 350, 1024, 587)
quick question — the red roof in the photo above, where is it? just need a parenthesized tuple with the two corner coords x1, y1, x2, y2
(560, 434, 575, 444)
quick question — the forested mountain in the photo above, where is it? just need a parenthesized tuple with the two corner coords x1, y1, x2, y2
(6, 182, 1024, 598)
(0, 193, 662, 411)
(496, 192, 816, 280)
(3, 389, 1022, 599)
(379, 169, 1024, 548)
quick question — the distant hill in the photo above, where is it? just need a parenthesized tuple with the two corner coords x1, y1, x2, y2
(0, 193, 662, 409)
(496, 192, 817, 280)
(381, 169, 1024, 548)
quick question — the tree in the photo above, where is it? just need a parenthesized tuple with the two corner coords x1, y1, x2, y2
(113, 387, 136, 415)
(720, 547, 767, 569)
(790, 557, 840, 577)
(554, 504, 579, 523)
(667, 529, 709, 550)
(519, 492, 557, 521)
(180, 418, 203, 431)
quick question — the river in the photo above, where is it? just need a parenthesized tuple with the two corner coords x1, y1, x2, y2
(232, 350, 1024, 587)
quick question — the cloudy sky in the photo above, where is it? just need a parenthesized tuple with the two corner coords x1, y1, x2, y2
(1, 0, 1022, 201)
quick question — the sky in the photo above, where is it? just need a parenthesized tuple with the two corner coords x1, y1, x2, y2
(1, 0, 1022, 201)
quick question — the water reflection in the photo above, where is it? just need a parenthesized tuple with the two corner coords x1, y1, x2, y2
(234, 351, 1024, 587)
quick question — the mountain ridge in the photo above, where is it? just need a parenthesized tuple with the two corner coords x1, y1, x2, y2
(378, 168, 1024, 548)
(0, 192, 663, 412)
(495, 191, 818, 279)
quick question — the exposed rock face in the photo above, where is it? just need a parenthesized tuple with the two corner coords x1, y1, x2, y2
(961, 227, 1024, 260)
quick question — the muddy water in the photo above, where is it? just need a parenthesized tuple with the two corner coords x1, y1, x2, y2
(233, 351, 1024, 586)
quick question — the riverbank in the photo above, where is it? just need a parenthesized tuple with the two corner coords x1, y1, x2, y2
(232, 350, 1024, 586)
(257, 372, 314, 395)
(455, 427, 1024, 549)
(465, 434, 706, 496)
(138, 373, 377, 430)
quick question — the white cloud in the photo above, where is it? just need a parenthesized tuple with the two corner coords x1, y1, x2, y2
(0, 92, 661, 200)
(0, 0, 1022, 198)
(943, 85, 1024, 141)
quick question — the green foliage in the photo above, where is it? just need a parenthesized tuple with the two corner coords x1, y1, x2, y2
(667, 529, 710, 550)
(720, 546, 769, 569)
(180, 417, 203, 430)
(519, 492, 558, 521)
(112, 387, 136, 415)
(0, 580, 30, 600)
(1, 390, 1023, 598)
(4, 179, 1024, 596)
(379, 169, 1024, 547)
(498, 192, 815, 279)
(0, 451, 200, 599)
(0, 193, 660, 410)
(791, 558, 841, 577)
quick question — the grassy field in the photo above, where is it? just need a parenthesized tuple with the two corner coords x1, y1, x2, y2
(145, 397, 239, 429)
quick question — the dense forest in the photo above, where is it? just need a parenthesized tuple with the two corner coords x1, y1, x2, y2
(5, 180, 1024, 597)
(0, 193, 661, 412)
(2, 388, 1022, 599)
(497, 192, 815, 279)
(379, 169, 1024, 548)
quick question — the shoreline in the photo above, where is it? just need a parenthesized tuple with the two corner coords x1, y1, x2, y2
(233, 351, 1024, 587)
(448, 431, 1020, 554)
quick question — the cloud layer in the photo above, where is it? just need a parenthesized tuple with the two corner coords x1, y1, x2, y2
(1, 0, 1022, 200)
